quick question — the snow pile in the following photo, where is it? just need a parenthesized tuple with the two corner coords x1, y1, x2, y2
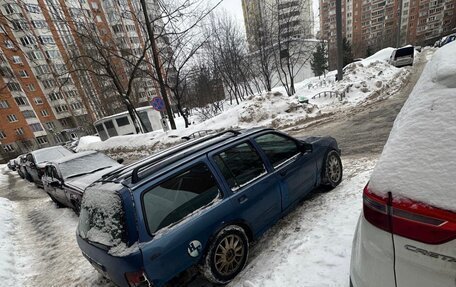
(75, 136, 101, 152)
(369, 41, 456, 212)
(78, 48, 409, 155)
(0, 197, 17, 286)
(362, 47, 395, 64)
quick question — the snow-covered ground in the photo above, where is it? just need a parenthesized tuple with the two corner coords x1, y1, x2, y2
(0, 156, 376, 287)
(77, 47, 417, 156)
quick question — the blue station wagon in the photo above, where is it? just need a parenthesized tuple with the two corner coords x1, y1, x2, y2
(76, 128, 342, 286)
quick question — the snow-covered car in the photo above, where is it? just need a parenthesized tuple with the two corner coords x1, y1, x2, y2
(42, 151, 123, 214)
(16, 154, 27, 179)
(440, 33, 456, 47)
(77, 128, 342, 287)
(24, 146, 74, 187)
(350, 42, 456, 287)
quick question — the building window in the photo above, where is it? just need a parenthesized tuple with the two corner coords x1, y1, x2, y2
(31, 20, 47, 29)
(96, 15, 102, 22)
(5, 40, 14, 49)
(27, 84, 36, 91)
(22, 110, 36, 118)
(34, 97, 43, 105)
(18, 70, 28, 78)
(30, 123, 44, 132)
(45, 50, 60, 59)
(0, 100, 9, 108)
(35, 65, 50, 75)
(12, 55, 22, 64)
(27, 51, 43, 60)
(36, 136, 48, 145)
(15, 127, 24, 135)
(45, 122, 55, 129)
(48, 92, 63, 101)
(0, 130, 6, 139)
(41, 79, 55, 89)
(25, 4, 41, 13)
(14, 97, 28, 106)
(19, 36, 36, 46)
(7, 114, 18, 122)
(3, 4, 17, 14)
(60, 118, 69, 126)
(71, 102, 82, 110)
(2, 144, 15, 152)
(7, 82, 22, 91)
(38, 36, 55, 45)
(40, 109, 49, 116)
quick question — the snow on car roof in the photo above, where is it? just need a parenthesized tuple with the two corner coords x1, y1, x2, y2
(369, 42, 456, 212)
(52, 150, 98, 164)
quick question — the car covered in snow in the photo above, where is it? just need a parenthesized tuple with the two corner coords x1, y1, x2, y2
(7, 159, 16, 171)
(350, 42, 456, 287)
(24, 146, 74, 187)
(76, 127, 343, 287)
(42, 151, 123, 214)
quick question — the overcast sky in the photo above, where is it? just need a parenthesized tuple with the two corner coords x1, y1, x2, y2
(214, 0, 245, 32)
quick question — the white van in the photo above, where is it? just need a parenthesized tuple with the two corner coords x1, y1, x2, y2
(94, 107, 162, 141)
(389, 46, 414, 67)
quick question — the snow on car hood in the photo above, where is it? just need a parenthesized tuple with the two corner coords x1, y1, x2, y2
(65, 166, 122, 192)
(369, 42, 456, 212)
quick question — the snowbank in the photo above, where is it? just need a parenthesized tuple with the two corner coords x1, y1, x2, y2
(78, 47, 409, 155)
(362, 47, 395, 64)
(0, 196, 17, 285)
(369, 41, 456, 212)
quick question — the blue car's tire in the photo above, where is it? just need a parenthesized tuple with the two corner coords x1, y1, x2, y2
(322, 150, 343, 188)
(201, 225, 249, 284)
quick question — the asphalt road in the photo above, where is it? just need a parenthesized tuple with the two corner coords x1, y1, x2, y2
(287, 52, 429, 157)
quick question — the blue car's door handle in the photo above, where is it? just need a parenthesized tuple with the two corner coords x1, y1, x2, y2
(238, 195, 248, 204)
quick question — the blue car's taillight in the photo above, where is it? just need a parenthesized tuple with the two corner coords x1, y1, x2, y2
(125, 270, 151, 287)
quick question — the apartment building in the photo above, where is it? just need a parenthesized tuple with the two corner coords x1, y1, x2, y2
(320, 0, 456, 66)
(0, 0, 162, 162)
(242, 0, 315, 51)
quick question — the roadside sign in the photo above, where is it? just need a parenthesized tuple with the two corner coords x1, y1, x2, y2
(151, 97, 165, 111)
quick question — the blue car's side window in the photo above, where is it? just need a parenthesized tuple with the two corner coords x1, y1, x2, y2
(142, 163, 220, 234)
(254, 133, 299, 168)
(213, 142, 266, 191)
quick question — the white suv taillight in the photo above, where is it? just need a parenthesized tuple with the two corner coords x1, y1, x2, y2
(363, 184, 456, 244)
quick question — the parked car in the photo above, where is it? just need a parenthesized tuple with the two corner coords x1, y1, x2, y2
(440, 33, 456, 47)
(77, 128, 343, 287)
(350, 42, 456, 287)
(42, 151, 123, 214)
(389, 45, 414, 67)
(24, 146, 74, 187)
(7, 159, 16, 171)
(16, 154, 27, 179)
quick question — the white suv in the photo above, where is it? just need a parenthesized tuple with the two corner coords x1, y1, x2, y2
(350, 43, 456, 287)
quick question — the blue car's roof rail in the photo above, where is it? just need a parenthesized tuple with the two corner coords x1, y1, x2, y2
(130, 129, 241, 184)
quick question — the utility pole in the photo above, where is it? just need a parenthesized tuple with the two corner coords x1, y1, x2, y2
(335, 0, 343, 81)
(139, 0, 177, 130)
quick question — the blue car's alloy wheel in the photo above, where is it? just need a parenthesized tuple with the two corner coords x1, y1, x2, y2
(202, 225, 249, 284)
(324, 150, 342, 188)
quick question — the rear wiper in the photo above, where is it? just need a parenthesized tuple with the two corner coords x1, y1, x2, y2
(66, 166, 112, 179)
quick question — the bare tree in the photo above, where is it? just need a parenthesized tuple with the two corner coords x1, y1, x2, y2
(204, 13, 255, 105)
(270, 0, 316, 96)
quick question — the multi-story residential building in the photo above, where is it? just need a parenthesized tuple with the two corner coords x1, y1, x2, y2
(242, 0, 315, 51)
(320, 0, 456, 67)
(0, 0, 163, 162)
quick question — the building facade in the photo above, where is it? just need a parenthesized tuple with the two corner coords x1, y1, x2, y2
(0, 0, 163, 162)
(320, 0, 456, 66)
(242, 0, 315, 51)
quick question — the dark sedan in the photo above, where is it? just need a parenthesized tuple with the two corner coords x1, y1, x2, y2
(24, 146, 74, 187)
(42, 151, 123, 214)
